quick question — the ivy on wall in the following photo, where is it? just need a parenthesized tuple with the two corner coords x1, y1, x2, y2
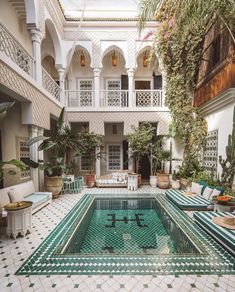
(139, 0, 235, 177)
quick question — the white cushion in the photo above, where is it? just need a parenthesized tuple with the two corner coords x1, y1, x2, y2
(8, 189, 24, 202)
(202, 187, 214, 200)
(191, 182, 203, 196)
(211, 188, 222, 197)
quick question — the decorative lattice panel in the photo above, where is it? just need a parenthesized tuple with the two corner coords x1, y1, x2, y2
(19, 140, 30, 178)
(203, 130, 218, 172)
(0, 23, 34, 77)
(79, 80, 93, 106)
(108, 145, 121, 170)
(136, 91, 163, 107)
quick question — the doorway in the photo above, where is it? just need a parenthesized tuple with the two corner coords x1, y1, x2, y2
(135, 80, 151, 90)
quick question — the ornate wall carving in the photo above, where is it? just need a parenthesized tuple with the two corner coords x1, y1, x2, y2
(0, 60, 62, 129)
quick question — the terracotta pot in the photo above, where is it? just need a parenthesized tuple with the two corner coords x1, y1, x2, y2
(150, 175, 157, 188)
(157, 173, 170, 189)
(45, 176, 63, 199)
(171, 179, 180, 190)
(86, 174, 96, 188)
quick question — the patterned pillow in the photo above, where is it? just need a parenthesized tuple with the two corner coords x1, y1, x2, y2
(191, 182, 203, 196)
(202, 187, 214, 200)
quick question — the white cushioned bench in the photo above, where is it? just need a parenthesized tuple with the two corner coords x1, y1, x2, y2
(0, 180, 52, 214)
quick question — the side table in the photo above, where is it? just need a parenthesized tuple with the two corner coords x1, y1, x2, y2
(214, 202, 235, 212)
(4, 201, 33, 239)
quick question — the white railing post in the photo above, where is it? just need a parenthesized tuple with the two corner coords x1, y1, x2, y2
(57, 67, 65, 105)
(93, 68, 101, 108)
(127, 68, 135, 108)
(30, 29, 42, 84)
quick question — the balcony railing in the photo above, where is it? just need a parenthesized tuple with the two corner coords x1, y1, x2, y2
(65, 89, 164, 109)
(65, 90, 95, 107)
(100, 90, 129, 107)
(135, 90, 163, 107)
(42, 68, 61, 101)
(0, 23, 34, 77)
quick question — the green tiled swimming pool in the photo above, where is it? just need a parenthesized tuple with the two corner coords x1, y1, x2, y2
(61, 198, 198, 256)
(16, 194, 235, 275)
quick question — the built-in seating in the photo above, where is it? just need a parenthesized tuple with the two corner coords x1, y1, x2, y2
(165, 189, 213, 210)
(0, 180, 52, 214)
(193, 211, 235, 256)
(96, 170, 130, 188)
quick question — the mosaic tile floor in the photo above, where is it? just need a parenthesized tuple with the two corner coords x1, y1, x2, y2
(0, 186, 235, 291)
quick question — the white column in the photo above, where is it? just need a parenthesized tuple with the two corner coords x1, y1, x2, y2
(127, 68, 135, 108)
(128, 145, 135, 172)
(93, 68, 101, 108)
(57, 68, 65, 105)
(30, 125, 39, 191)
(30, 29, 42, 84)
(37, 127, 44, 191)
(95, 146, 101, 177)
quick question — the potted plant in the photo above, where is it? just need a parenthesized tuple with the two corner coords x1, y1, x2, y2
(77, 128, 103, 187)
(25, 108, 81, 198)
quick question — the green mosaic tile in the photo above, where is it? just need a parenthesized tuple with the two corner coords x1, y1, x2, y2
(15, 194, 235, 276)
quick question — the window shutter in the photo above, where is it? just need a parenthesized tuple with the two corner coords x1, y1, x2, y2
(153, 75, 162, 89)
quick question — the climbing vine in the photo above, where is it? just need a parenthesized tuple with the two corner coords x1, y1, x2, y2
(139, 0, 235, 177)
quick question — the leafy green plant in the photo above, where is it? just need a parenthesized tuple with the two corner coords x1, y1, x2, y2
(138, 0, 235, 178)
(219, 106, 235, 189)
(27, 107, 81, 176)
(127, 123, 154, 173)
(76, 128, 104, 174)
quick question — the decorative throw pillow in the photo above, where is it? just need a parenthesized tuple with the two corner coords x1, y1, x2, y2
(202, 187, 214, 200)
(191, 182, 203, 196)
(8, 189, 24, 203)
(211, 188, 222, 197)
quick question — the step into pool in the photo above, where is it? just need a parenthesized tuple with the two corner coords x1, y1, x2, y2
(16, 194, 235, 275)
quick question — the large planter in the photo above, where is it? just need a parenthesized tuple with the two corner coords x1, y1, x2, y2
(150, 175, 157, 188)
(86, 174, 96, 188)
(157, 173, 170, 189)
(45, 176, 63, 199)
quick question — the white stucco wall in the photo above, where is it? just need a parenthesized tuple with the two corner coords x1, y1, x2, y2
(0, 1, 33, 55)
(205, 102, 235, 178)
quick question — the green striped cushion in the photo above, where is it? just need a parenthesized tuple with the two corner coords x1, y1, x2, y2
(193, 211, 235, 256)
(165, 189, 212, 210)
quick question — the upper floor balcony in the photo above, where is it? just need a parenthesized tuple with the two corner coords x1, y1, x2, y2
(65, 89, 165, 111)
(0, 22, 168, 112)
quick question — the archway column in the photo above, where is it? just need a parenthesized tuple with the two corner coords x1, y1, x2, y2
(57, 67, 65, 105)
(127, 68, 135, 108)
(93, 68, 101, 108)
(37, 127, 44, 191)
(30, 29, 42, 84)
(95, 146, 101, 177)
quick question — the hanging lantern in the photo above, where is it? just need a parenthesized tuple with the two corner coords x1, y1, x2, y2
(143, 52, 148, 67)
(112, 51, 117, 67)
(80, 53, 85, 67)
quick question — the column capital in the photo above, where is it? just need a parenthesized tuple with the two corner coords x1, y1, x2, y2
(30, 125, 38, 136)
(93, 68, 101, 77)
(57, 68, 66, 80)
(127, 68, 135, 77)
(30, 29, 43, 44)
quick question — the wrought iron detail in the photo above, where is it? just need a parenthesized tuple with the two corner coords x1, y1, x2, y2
(0, 23, 34, 77)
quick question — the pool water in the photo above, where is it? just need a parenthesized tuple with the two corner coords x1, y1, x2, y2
(63, 198, 199, 255)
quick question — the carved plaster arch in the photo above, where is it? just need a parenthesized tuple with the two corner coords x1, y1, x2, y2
(101, 44, 127, 67)
(66, 44, 92, 68)
(44, 18, 62, 66)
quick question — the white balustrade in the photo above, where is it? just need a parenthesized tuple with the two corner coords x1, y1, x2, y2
(135, 90, 163, 107)
(42, 68, 61, 101)
(65, 90, 94, 107)
(0, 23, 34, 77)
(100, 90, 129, 107)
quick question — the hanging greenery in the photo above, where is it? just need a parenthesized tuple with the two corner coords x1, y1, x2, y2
(138, 0, 235, 177)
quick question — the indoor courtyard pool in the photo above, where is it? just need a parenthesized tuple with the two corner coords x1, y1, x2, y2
(16, 194, 235, 276)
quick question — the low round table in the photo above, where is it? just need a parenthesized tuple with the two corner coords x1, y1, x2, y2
(4, 201, 33, 239)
